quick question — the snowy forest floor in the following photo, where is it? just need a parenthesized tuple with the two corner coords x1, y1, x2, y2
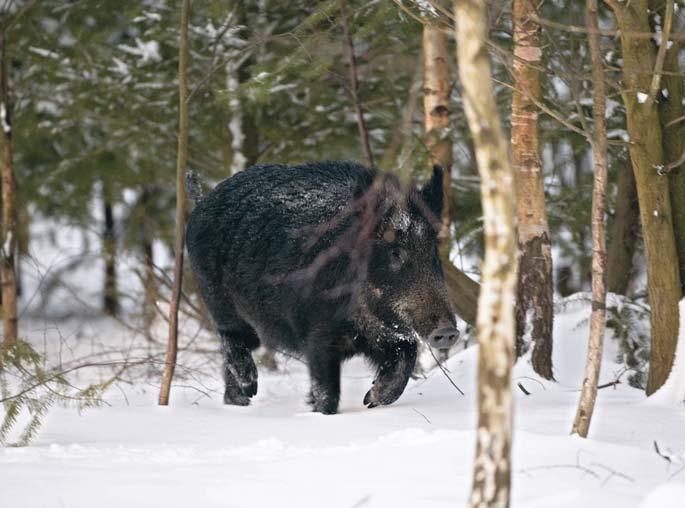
(1, 219, 684, 507)
(2, 299, 685, 508)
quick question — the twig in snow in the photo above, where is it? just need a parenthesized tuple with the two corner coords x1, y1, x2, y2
(654, 440, 673, 463)
(589, 462, 635, 486)
(412, 407, 431, 424)
(669, 464, 685, 480)
(515, 376, 546, 391)
(428, 347, 464, 395)
(517, 382, 531, 395)
(517, 464, 601, 480)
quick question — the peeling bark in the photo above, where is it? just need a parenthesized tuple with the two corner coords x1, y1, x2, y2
(454, 1, 517, 506)
(515, 234, 553, 379)
(423, 22, 453, 244)
(511, 0, 553, 379)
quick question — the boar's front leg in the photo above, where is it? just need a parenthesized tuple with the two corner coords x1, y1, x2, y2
(220, 330, 258, 406)
(364, 340, 417, 409)
(306, 332, 342, 415)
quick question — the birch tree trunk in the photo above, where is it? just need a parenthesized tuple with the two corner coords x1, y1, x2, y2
(572, 0, 608, 438)
(606, 0, 682, 395)
(423, 21, 452, 242)
(0, 29, 17, 347)
(226, 57, 246, 174)
(159, 0, 190, 406)
(226, 2, 259, 174)
(454, 1, 517, 506)
(511, 0, 554, 379)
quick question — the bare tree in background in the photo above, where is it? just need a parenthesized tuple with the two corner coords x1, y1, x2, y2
(606, 157, 638, 295)
(0, 20, 17, 347)
(423, 15, 452, 245)
(511, 0, 553, 380)
(159, 0, 190, 406)
(454, 1, 517, 506)
(102, 180, 119, 317)
(341, 0, 374, 167)
(572, 0, 608, 439)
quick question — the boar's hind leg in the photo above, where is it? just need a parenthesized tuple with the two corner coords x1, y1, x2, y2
(220, 329, 259, 406)
(306, 336, 342, 415)
(363, 341, 417, 409)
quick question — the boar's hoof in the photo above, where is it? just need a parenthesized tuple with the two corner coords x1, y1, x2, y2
(363, 382, 405, 409)
(308, 388, 339, 415)
(223, 355, 258, 406)
(223, 385, 251, 406)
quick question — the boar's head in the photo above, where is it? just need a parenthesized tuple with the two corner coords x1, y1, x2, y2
(354, 165, 459, 349)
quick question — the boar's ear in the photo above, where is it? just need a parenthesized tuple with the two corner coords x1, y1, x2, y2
(419, 165, 444, 218)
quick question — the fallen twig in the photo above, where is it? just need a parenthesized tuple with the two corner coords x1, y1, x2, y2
(412, 407, 431, 424)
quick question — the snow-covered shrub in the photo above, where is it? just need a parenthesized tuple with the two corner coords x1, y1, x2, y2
(606, 294, 651, 389)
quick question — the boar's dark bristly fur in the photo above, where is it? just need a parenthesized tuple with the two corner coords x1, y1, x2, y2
(186, 161, 458, 414)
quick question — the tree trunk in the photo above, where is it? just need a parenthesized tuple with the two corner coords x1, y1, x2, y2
(511, 0, 554, 380)
(341, 0, 374, 167)
(443, 261, 479, 327)
(226, 2, 260, 174)
(15, 202, 29, 298)
(140, 186, 156, 339)
(159, 0, 190, 406)
(423, 22, 453, 244)
(454, 1, 517, 507)
(606, 0, 682, 395)
(0, 29, 17, 347)
(572, 0, 608, 438)
(606, 157, 639, 295)
(659, 8, 685, 297)
(102, 181, 118, 317)
(226, 57, 246, 174)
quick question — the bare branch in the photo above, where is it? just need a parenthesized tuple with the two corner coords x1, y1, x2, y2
(647, 0, 674, 105)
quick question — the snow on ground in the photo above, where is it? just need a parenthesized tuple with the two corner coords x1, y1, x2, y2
(1, 297, 684, 508)
(2, 217, 684, 507)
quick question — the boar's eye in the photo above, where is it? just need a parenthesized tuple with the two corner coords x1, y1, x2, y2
(389, 246, 408, 271)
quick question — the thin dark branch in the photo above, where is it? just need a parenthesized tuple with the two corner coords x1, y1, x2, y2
(428, 347, 464, 395)
(340, 0, 374, 167)
(517, 382, 531, 395)
(654, 440, 673, 463)
(412, 407, 431, 424)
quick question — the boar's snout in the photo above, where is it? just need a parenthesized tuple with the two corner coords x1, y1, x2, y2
(426, 326, 460, 349)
